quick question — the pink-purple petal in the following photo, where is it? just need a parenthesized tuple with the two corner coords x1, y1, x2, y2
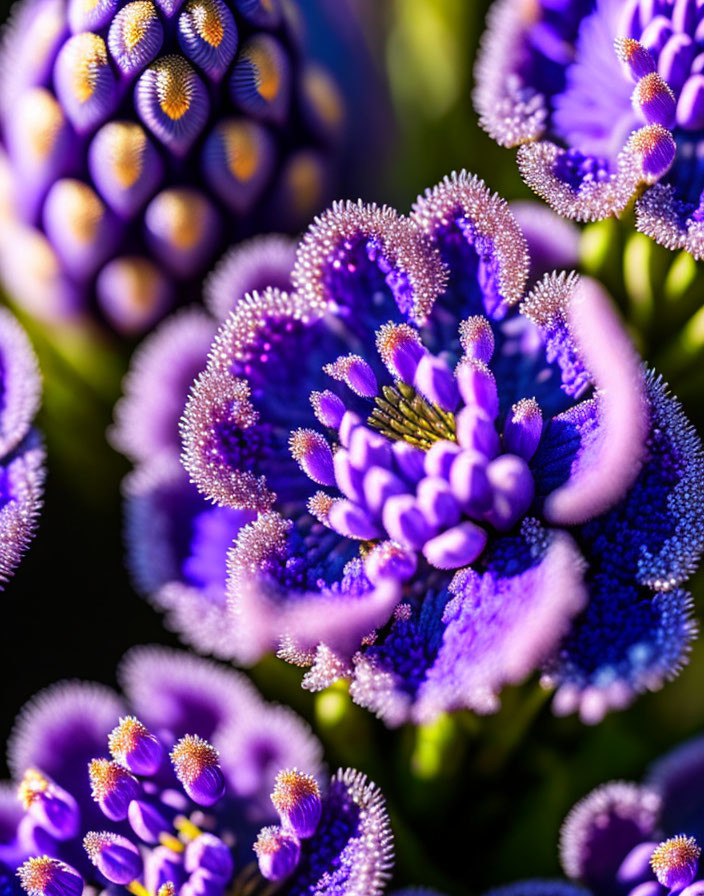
(541, 278, 648, 526)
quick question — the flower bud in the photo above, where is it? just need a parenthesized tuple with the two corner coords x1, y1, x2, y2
(88, 758, 141, 821)
(170, 735, 226, 806)
(17, 770, 80, 841)
(17, 857, 83, 896)
(109, 716, 164, 775)
(253, 826, 300, 882)
(271, 770, 322, 839)
(83, 831, 143, 884)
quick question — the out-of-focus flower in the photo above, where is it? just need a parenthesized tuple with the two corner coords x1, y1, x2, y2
(176, 169, 704, 726)
(1, 645, 420, 896)
(110, 234, 295, 658)
(475, 0, 704, 259)
(0, 0, 343, 334)
(0, 307, 44, 588)
(509, 201, 580, 284)
(484, 731, 704, 896)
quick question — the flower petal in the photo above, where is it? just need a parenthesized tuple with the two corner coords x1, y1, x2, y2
(287, 769, 393, 896)
(0, 781, 24, 843)
(204, 234, 296, 321)
(123, 455, 254, 660)
(646, 735, 704, 843)
(181, 288, 346, 510)
(349, 594, 449, 728)
(544, 586, 696, 724)
(110, 309, 215, 465)
(473, 0, 550, 148)
(352, 522, 587, 725)
(226, 512, 397, 665)
(0, 307, 41, 457)
(292, 200, 447, 327)
(636, 181, 704, 259)
(559, 781, 661, 892)
(516, 128, 675, 223)
(0, 432, 45, 588)
(118, 645, 257, 742)
(411, 170, 529, 323)
(528, 277, 648, 526)
(538, 371, 704, 717)
(7, 680, 124, 822)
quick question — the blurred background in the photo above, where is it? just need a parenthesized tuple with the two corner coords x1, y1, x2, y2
(3, 1, 704, 894)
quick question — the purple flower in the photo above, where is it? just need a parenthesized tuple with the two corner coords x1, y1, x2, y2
(486, 731, 704, 896)
(475, 0, 704, 258)
(111, 234, 296, 659)
(1, 645, 421, 896)
(0, 0, 343, 334)
(175, 170, 704, 726)
(0, 307, 44, 589)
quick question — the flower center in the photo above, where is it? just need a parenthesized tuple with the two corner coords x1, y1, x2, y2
(290, 316, 544, 574)
(368, 382, 457, 450)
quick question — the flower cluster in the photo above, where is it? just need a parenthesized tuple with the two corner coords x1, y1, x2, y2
(110, 233, 296, 658)
(171, 169, 704, 726)
(110, 204, 577, 663)
(475, 0, 704, 258)
(0, 0, 343, 333)
(0, 307, 44, 588)
(0, 645, 431, 896)
(485, 730, 704, 896)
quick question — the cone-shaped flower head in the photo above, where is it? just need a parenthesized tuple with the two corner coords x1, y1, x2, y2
(176, 170, 704, 726)
(0, 0, 343, 332)
(475, 0, 704, 259)
(0, 307, 44, 589)
(2, 646, 418, 896)
(483, 730, 704, 896)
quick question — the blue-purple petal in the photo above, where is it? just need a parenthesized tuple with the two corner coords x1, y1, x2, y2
(285, 769, 393, 896)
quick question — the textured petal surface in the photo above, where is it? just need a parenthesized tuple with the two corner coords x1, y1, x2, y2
(286, 769, 393, 896)
(226, 513, 394, 665)
(411, 170, 529, 326)
(352, 524, 587, 725)
(292, 200, 447, 328)
(528, 277, 648, 525)
(559, 782, 661, 893)
(636, 182, 704, 260)
(542, 370, 704, 721)
(0, 431, 45, 588)
(0, 307, 41, 457)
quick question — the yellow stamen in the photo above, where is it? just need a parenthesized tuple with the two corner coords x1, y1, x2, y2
(174, 814, 203, 841)
(127, 881, 152, 896)
(158, 832, 186, 853)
